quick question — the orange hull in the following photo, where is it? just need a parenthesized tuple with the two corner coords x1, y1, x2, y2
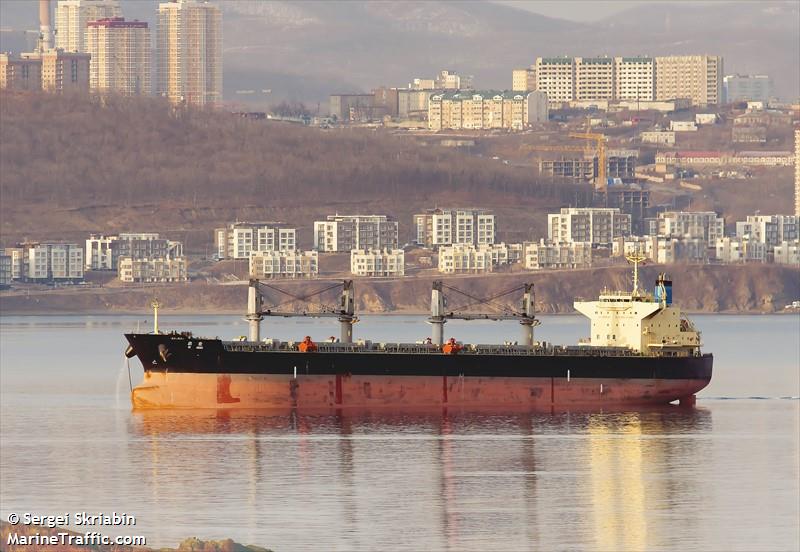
(131, 371, 708, 410)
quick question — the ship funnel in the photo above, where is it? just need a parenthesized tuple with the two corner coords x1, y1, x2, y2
(39, 0, 53, 52)
(655, 273, 672, 306)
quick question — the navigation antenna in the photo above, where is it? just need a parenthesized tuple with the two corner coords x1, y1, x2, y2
(151, 298, 162, 334)
(624, 251, 647, 297)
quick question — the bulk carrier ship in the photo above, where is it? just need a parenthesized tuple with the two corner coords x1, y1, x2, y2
(124, 258, 712, 409)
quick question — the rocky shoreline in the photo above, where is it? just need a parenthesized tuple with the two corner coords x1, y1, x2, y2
(1, 264, 798, 316)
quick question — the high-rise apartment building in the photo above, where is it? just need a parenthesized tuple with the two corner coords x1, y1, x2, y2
(512, 67, 536, 92)
(86, 18, 150, 96)
(157, 0, 222, 107)
(574, 57, 614, 101)
(55, 0, 122, 53)
(723, 74, 775, 103)
(657, 211, 724, 245)
(535, 57, 574, 104)
(654, 55, 722, 106)
(614, 57, 654, 101)
(313, 215, 398, 252)
(0, 54, 43, 91)
(413, 209, 496, 248)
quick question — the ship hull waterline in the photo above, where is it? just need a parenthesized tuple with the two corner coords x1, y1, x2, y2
(125, 334, 712, 410)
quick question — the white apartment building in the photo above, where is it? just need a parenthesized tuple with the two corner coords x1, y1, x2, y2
(614, 57, 654, 101)
(427, 91, 547, 130)
(670, 121, 697, 132)
(574, 57, 614, 101)
(86, 17, 150, 96)
(350, 249, 405, 277)
(118, 256, 187, 282)
(547, 208, 631, 246)
(654, 55, 723, 106)
(55, 0, 122, 53)
(438, 244, 492, 274)
(314, 215, 398, 252)
(249, 250, 318, 279)
(25, 243, 84, 282)
(214, 222, 297, 260)
(414, 209, 496, 248)
(535, 57, 574, 104)
(723, 74, 775, 103)
(736, 215, 798, 247)
(156, 0, 222, 107)
(479, 243, 523, 266)
(715, 237, 766, 263)
(85, 234, 117, 270)
(4, 248, 24, 280)
(640, 131, 676, 145)
(773, 240, 800, 265)
(524, 240, 592, 270)
(658, 211, 724, 244)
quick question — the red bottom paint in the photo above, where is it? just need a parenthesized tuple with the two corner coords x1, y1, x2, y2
(132, 372, 709, 410)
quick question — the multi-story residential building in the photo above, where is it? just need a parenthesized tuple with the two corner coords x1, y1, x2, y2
(574, 57, 614, 101)
(23, 243, 84, 282)
(773, 240, 800, 265)
(4, 248, 25, 280)
(478, 243, 523, 266)
(249, 250, 318, 279)
(428, 90, 548, 130)
(0, 53, 43, 91)
(86, 17, 150, 96)
(85, 234, 117, 270)
(118, 256, 187, 282)
(0, 254, 12, 288)
(614, 57, 654, 101)
(640, 131, 676, 145)
(55, 0, 122, 53)
(435, 70, 472, 90)
(654, 55, 723, 106)
(214, 222, 296, 260)
(722, 74, 775, 103)
(27, 49, 91, 93)
(658, 211, 724, 244)
(409, 78, 435, 90)
(524, 240, 592, 270)
(350, 249, 405, 277)
(414, 208, 496, 248)
(670, 121, 697, 132)
(535, 57, 574, 105)
(715, 237, 766, 263)
(437, 244, 492, 274)
(548, 208, 631, 246)
(397, 89, 434, 119)
(512, 67, 536, 92)
(795, 130, 800, 217)
(156, 0, 221, 107)
(732, 126, 767, 143)
(314, 215, 398, 252)
(735, 215, 798, 247)
(111, 233, 182, 269)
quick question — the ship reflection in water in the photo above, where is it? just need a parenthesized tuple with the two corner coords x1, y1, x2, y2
(130, 406, 715, 551)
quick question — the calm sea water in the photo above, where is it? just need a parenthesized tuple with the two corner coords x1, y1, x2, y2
(1, 314, 798, 551)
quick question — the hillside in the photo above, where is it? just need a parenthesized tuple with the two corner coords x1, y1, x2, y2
(2, 264, 797, 315)
(0, 92, 585, 248)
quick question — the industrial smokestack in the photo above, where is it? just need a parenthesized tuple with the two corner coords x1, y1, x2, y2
(39, 0, 52, 52)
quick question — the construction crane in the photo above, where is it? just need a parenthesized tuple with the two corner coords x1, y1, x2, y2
(521, 132, 609, 189)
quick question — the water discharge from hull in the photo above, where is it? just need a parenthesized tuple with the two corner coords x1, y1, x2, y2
(131, 371, 710, 410)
